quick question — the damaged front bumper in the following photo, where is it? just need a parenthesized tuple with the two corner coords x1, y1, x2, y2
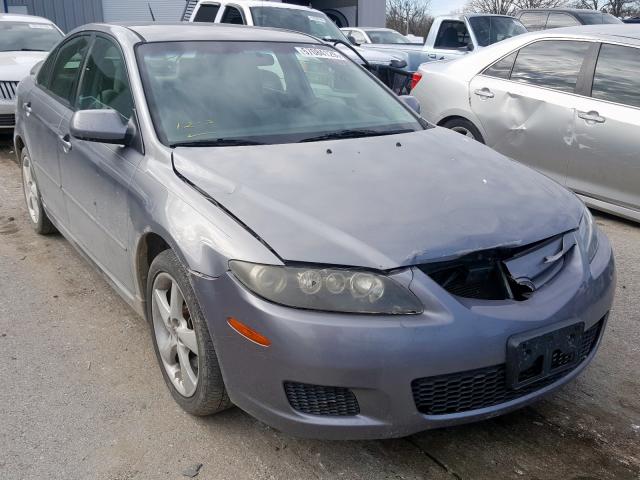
(191, 230, 615, 440)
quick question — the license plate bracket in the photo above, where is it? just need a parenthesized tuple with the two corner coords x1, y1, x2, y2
(506, 321, 584, 390)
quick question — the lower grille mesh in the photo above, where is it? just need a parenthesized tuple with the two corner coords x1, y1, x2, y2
(0, 113, 15, 126)
(284, 382, 360, 416)
(412, 319, 604, 416)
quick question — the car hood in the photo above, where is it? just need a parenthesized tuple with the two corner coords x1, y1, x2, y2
(335, 43, 407, 65)
(0, 51, 47, 81)
(173, 128, 584, 269)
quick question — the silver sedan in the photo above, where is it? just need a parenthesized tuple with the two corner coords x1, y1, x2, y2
(412, 25, 640, 223)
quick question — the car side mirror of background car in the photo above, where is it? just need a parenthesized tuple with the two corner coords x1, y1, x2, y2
(399, 95, 421, 114)
(348, 35, 359, 46)
(70, 109, 132, 145)
(30, 60, 44, 76)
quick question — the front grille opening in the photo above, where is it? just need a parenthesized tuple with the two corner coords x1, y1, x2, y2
(418, 233, 573, 301)
(421, 252, 534, 301)
(412, 318, 605, 415)
(284, 382, 360, 416)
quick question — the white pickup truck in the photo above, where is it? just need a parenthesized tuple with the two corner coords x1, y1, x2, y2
(422, 14, 527, 61)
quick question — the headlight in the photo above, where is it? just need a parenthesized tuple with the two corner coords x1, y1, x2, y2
(577, 208, 599, 262)
(229, 261, 423, 315)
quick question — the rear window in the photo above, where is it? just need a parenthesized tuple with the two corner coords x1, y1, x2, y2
(510, 40, 590, 93)
(468, 17, 527, 47)
(546, 13, 580, 29)
(518, 12, 547, 31)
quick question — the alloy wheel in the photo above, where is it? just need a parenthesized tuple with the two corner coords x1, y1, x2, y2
(151, 272, 199, 397)
(22, 156, 40, 224)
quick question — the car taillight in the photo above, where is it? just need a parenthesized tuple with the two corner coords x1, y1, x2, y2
(411, 72, 423, 90)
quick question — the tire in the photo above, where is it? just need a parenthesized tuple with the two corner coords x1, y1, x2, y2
(442, 118, 485, 144)
(20, 147, 57, 235)
(146, 249, 231, 416)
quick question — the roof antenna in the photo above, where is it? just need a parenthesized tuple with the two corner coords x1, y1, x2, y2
(148, 2, 156, 21)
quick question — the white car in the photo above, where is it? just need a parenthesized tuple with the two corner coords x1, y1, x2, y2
(411, 24, 640, 222)
(0, 14, 63, 129)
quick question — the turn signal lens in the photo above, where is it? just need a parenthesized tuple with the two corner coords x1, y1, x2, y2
(227, 317, 271, 347)
(411, 72, 423, 90)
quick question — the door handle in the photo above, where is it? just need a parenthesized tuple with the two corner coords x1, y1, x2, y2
(577, 111, 605, 124)
(428, 53, 436, 59)
(474, 88, 495, 99)
(59, 134, 72, 153)
(22, 102, 32, 116)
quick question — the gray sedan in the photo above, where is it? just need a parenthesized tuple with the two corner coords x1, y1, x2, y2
(412, 24, 640, 223)
(14, 23, 614, 440)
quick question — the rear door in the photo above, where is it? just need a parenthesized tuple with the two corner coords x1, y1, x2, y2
(568, 42, 640, 214)
(469, 39, 594, 185)
(23, 34, 91, 227)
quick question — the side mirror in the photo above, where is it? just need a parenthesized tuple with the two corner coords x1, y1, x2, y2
(348, 35, 359, 46)
(400, 95, 420, 114)
(70, 109, 132, 145)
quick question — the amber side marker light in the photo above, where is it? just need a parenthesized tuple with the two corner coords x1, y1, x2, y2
(227, 317, 272, 347)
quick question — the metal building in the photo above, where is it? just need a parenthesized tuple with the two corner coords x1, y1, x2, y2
(5, 0, 384, 32)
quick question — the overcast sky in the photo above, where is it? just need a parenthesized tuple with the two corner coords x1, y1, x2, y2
(430, 0, 468, 16)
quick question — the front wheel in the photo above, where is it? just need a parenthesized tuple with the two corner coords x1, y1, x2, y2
(147, 249, 231, 416)
(442, 118, 485, 144)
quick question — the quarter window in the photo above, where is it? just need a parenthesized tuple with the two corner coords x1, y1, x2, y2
(77, 36, 134, 120)
(510, 40, 590, 93)
(434, 21, 470, 50)
(483, 52, 517, 79)
(47, 35, 90, 104)
(546, 13, 580, 29)
(220, 6, 244, 24)
(591, 44, 640, 108)
(193, 4, 220, 22)
(36, 52, 57, 88)
(518, 12, 548, 31)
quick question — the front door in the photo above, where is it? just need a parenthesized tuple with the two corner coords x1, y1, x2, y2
(57, 34, 142, 292)
(568, 42, 640, 215)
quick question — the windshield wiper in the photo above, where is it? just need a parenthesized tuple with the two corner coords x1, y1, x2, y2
(170, 138, 265, 148)
(299, 128, 413, 143)
(0, 48, 48, 52)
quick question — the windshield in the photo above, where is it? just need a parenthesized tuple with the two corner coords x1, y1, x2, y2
(250, 7, 348, 42)
(468, 16, 527, 47)
(577, 12, 622, 24)
(0, 21, 62, 52)
(367, 30, 411, 44)
(137, 41, 422, 147)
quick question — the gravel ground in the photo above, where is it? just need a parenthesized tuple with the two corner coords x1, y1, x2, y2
(0, 137, 638, 480)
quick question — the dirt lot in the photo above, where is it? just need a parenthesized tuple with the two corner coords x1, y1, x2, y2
(0, 136, 638, 480)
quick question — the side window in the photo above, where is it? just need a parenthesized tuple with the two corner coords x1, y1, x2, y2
(48, 35, 90, 104)
(220, 6, 245, 24)
(77, 36, 134, 120)
(510, 40, 591, 93)
(36, 52, 57, 88)
(518, 12, 548, 31)
(483, 52, 517, 79)
(546, 13, 580, 29)
(591, 44, 640, 108)
(193, 4, 220, 22)
(434, 21, 470, 50)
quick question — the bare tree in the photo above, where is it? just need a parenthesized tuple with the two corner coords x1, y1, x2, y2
(573, 0, 607, 9)
(464, 0, 517, 15)
(606, 0, 638, 16)
(514, 0, 567, 8)
(386, 0, 433, 36)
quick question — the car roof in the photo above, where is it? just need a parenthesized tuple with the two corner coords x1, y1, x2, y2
(198, 0, 317, 12)
(516, 8, 609, 14)
(0, 13, 55, 24)
(74, 22, 322, 44)
(548, 23, 640, 44)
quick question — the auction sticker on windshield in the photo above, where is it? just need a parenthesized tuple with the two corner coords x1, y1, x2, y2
(295, 47, 345, 61)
